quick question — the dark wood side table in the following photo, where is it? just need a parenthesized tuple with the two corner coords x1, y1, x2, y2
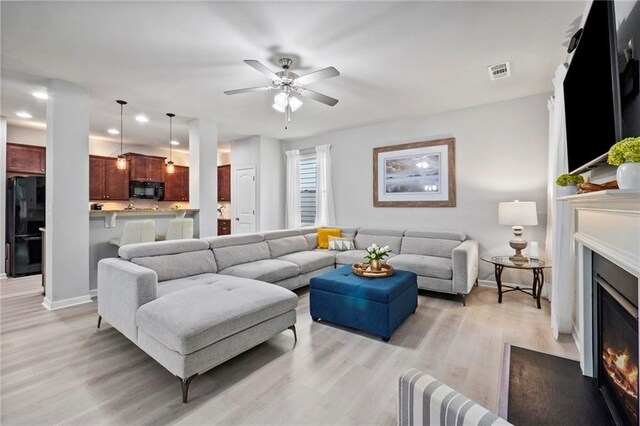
(481, 256, 551, 309)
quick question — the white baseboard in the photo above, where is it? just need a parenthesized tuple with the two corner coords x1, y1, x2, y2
(42, 294, 93, 311)
(0, 273, 7, 280)
(89, 289, 97, 298)
(478, 279, 499, 287)
(572, 327, 581, 355)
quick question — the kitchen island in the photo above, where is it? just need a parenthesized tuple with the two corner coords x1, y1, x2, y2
(89, 208, 200, 293)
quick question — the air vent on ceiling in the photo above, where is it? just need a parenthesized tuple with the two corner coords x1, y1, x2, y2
(488, 61, 511, 81)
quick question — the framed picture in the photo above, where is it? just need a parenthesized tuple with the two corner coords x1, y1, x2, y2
(373, 138, 456, 207)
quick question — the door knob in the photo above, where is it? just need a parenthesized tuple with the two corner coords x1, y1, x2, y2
(235, 217, 240, 221)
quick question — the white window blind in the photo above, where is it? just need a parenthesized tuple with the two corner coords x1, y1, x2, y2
(299, 154, 317, 225)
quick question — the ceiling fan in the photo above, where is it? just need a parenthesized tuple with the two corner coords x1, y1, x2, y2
(224, 58, 340, 129)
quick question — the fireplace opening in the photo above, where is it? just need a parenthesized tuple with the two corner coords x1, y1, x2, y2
(593, 253, 639, 426)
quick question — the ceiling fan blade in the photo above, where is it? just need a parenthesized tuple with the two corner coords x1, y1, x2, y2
(295, 66, 340, 85)
(244, 60, 280, 81)
(224, 86, 273, 95)
(299, 88, 339, 107)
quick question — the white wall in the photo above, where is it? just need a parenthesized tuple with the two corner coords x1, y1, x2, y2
(259, 137, 285, 231)
(229, 135, 285, 232)
(284, 93, 551, 282)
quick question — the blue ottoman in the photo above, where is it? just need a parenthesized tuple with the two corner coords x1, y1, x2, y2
(309, 265, 418, 341)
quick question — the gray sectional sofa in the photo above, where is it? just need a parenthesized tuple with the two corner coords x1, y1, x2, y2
(97, 226, 478, 402)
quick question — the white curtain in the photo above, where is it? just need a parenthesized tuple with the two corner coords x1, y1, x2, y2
(315, 144, 336, 226)
(285, 149, 301, 228)
(547, 64, 574, 339)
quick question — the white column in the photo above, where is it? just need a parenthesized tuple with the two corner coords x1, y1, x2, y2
(0, 117, 6, 279)
(188, 119, 218, 238)
(43, 79, 91, 310)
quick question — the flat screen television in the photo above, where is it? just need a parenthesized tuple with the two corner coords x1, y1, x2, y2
(564, 0, 640, 173)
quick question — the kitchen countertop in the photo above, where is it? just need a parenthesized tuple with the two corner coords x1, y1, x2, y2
(89, 208, 199, 216)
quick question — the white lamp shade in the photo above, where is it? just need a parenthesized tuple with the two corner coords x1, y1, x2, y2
(498, 201, 538, 226)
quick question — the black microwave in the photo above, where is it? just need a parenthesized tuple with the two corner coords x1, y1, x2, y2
(129, 181, 165, 200)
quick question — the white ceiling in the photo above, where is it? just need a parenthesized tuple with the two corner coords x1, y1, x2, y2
(1, 1, 584, 148)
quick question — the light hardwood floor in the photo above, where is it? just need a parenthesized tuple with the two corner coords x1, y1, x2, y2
(1, 275, 578, 425)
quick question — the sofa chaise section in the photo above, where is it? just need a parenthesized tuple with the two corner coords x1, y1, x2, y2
(97, 239, 298, 403)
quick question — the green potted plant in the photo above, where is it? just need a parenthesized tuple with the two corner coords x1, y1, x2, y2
(608, 137, 640, 189)
(556, 173, 584, 196)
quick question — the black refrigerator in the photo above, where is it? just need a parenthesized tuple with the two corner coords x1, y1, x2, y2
(6, 176, 45, 277)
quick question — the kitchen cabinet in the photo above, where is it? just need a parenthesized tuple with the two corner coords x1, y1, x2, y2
(89, 155, 129, 200)
(7, 143, 46, 174)
(125, 153, 166, 182)
(218, 164, 231, 201)
(218, 219, 231, 235)
(164, 165, 189, 201)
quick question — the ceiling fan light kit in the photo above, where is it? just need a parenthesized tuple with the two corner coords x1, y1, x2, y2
(225, 57, 340, 129)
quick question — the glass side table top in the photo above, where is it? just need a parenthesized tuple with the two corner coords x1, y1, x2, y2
(481, 256, 551, 269)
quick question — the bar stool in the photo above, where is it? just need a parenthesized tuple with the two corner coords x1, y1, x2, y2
(158, 218, 194, 241)
(109, 220, 156, 247)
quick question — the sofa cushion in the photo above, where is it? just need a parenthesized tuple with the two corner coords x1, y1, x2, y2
(328, 236, 355, 251)
(219, 259, 300, 283)
(276, 251, 335, 274)
(317, 228, 341, 249)
(403, 229, 466, 241)
(335, 249, 377, 265)
(131, 250, 218, 282)
(304, 233, 318, 250)
(387, 254, 452, 280)
(266, 235, 309, 258)
(157, 273, 230, 297)
(212, 242, 270, 271)
(262, 229, 302, 240)
(205, 233, 264, 249)
(136, 277, 298, 355)
(400, 237, 462, 259)
(354, 228, 404, 254)
(119, 239, 209, 260)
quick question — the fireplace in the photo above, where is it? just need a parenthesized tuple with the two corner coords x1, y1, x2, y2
(593, 253, 639, 425)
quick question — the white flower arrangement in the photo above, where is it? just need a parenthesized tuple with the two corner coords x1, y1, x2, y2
(364, 243, 391, 261)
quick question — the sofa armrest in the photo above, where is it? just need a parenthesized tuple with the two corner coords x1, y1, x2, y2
(97, 258, 158, 343)
(452, 239, 479, 295)
(398, 368, 511, 425)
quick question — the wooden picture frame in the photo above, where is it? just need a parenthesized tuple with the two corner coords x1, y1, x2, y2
(373, 138, 456, 207)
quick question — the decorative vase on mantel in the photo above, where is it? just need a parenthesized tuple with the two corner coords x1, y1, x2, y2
(616, 162, 640, 190)
(607, 137, 640, 190)
(557, 185, 579, 197)
(369, 259, 382, 272)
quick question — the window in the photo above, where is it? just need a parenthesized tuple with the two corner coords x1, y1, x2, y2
(299, 154, 317, 225)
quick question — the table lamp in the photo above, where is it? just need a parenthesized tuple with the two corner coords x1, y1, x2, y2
(498, 200, 538, 262)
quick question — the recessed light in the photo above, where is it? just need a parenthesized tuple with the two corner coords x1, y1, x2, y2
(107, 128, 120, 135)
(16, 111, 33, 119)
(170, 140, 180, 146)
(32, 91, 48, 100)
(135, 114, 149, 123)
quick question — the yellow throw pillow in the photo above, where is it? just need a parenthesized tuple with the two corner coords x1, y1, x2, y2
(317, 228, 341, 249)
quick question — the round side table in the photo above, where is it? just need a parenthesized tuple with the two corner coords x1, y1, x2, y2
(481, 256, 551, 309)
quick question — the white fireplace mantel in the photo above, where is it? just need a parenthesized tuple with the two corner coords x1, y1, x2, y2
(560, 189, 640, 377)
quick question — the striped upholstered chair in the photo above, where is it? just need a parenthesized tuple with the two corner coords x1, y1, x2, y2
(398, 369, 511, 426)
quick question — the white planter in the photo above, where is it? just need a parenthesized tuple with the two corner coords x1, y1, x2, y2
(616, 162, 640, 189)
(557, 185, 578, 197)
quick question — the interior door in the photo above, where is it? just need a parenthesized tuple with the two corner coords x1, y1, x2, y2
(234, 166, 256, 234)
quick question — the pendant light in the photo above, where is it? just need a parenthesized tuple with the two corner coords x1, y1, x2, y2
(116, 100, 127, 170)
(166, 113, 175, 174)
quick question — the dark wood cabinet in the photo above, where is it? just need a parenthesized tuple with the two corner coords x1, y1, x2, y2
(218, 219, 231, 235)
(218, 164, 231, 201)
(7, 143, 46, 174)
(89, 155, 129, 200)
(164, 165, 189, 201)
(125, 153, 166, 182)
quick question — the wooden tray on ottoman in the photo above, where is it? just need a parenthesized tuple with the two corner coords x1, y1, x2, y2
(352, 263, 395, 278)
